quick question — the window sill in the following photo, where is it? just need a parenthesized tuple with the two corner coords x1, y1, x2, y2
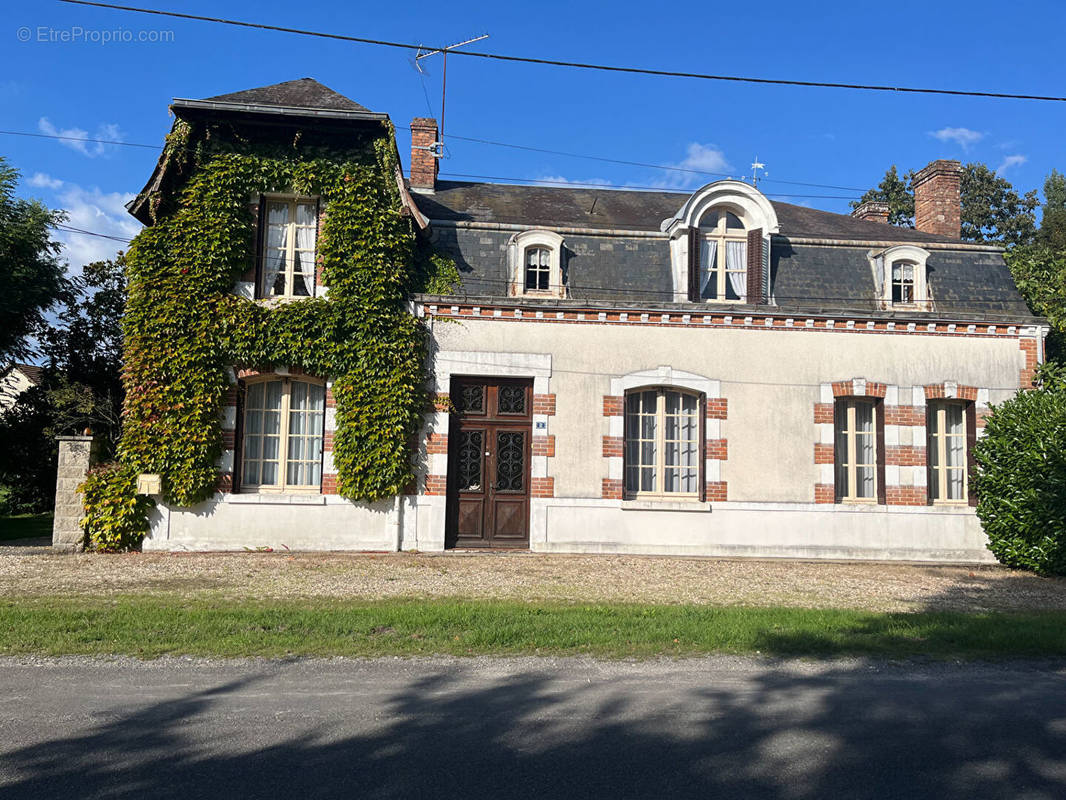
(224, 493, 326, 506)
(620, 500, 712, 512)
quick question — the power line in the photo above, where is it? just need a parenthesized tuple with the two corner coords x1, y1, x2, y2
(60, 1, 1066, 103)
(53, 224, 134, 242)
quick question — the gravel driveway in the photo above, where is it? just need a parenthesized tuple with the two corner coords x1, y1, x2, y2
(2, 550, 1065, 613)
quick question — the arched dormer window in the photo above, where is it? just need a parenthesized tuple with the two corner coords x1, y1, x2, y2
(697, 208, 748, 301)
(662, 180, 778, 304)
(508, 230, 565, 298)
(869, 245, 932, 310)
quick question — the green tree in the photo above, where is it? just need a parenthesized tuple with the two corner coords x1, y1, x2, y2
(974, 362, 1066, 574)
(1006, 245, 1066, 361)
(960, 163, 1038, 247)
(0, 157, 67, 362)
(1037, 169, 1066, 251)
(851, 165, 915, 226)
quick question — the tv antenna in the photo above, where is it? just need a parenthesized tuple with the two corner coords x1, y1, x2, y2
(413, 33, 489, 155)
(750, 157, 767, 188)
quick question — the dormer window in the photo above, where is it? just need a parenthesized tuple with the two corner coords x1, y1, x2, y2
(698, 209, 747, 302)
(870, 245, 932, 310)
(509, 230, 566, 298)
(259, 196, 318, 299)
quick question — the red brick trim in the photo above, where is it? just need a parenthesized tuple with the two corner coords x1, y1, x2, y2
(425, 432, 448, 454)
(885, 405, 924, 426)
(322, 475, 339, 495)
(603, 395, 623, 416)
(886, 445, 926, 467)
(924, 384, 978, 401)
(706, 481, 728, 501)
(531, 477, 555, 497)
(323, 431, 335, 451)
(223, 387, 238, 407)
(705, 439, 728, 460)
(326, 388, 336, 408)
(976, 409, 989, 428)
(706, 398, 728, 419)
(602, 478, 623, 499)
(222, 430, 236, 449)
(814, 443, 834, 464)
(602, 436, 622, 458)
(1020, 338, 1038, 389)
(532, 435, 555, 457)
(425, 475, 448, 496)
(832, 381, 887, 398)
(533, 393, 556, 415)
(886, 486, 927, 506)
(814, 483, 835, 504)
(813, 403, 834, 424)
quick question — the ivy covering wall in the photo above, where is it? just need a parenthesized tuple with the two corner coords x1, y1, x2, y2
(81, 118, 455, 550)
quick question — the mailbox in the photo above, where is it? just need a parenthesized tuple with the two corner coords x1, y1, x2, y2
(136, 473, 162, 495)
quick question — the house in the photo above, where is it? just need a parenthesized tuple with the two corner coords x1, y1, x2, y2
(1, 363, 43, 410)
(128, 79, 1048, 562)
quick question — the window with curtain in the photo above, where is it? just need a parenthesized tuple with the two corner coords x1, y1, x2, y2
(698, 209, 747, 301)
(624, 388, 701, 498)
(835, 399, 877, 501)
(927, 401, 967, 502)
(260, 197, 318, 299)
(241, 377, 325, 491)
(525, 246, 551, 291)
(891, 260, 917, 303)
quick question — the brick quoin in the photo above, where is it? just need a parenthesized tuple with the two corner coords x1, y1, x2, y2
(705, 481, 728, 502)
(886, 445, 926, 467)
(814, 483, 835, 503)
(602, 436, 623, 458)
(425, 432, 448, 454)
(602, 396, 623, 416)
(531, 477, 555, 497)
(223, 387, 238, 406)
(976, 409, 989, 428)
(813, 443, 834, 464)
(424, 475, 448, 496)
(222, 430, 236, 449)
(602, 478, 623, 499)
(706, 398, 728, 419)
(532, 435, 555, 457)
(1020, 339, 1038, 389)
(533, 394, 556, 415)
(885, 406, 925, 426)
(886, 486, 927, 506)
(325, 388, 336, 408)
(321, 475, 339, 495)
(813, 403, 834, 424)
(323, 431, 335, 450)
(705, 439, 728, 460)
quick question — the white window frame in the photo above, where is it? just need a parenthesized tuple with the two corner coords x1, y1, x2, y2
(870, 245, 931, 310)
(624, 387, 702, 500)
(509, 229, 565, 297)
(240, 375, 325, 493)
(927, 400, 969, 504)
(836, 398, 879, 503)
(259, 195, 319, 300)
(698, 208, 748, 302)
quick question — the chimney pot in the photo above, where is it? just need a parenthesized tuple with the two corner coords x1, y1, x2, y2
(851, 201, 891, 225)
(912, 159, 962, 239)
(410, 117, 439, 193)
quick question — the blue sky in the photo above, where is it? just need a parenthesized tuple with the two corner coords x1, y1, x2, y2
(4, 0, 1065, 270)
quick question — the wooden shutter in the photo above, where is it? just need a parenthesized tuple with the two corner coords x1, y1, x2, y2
(875, 400, 887, 505)
(762, 234, 771, 303)
(833, 400, 844, 502)
(698, 394, 707, 502)
(687, 228, 700, 301)
(966, 401, 978, 507)
(925, 405, 936, 505)
(746, 228, 763, 303)
(231, 381, 246, 494)
(251, 194, 267, 298)
(620, 392, 630, 499)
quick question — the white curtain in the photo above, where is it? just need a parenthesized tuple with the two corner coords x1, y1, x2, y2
(726, 241, 747, 301)
(699, 240, 717, 297)
(264, 204, 289, 296)
(295, 224, 316, 296)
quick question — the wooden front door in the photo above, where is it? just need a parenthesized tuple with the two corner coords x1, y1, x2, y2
(445, 377, 533, 549)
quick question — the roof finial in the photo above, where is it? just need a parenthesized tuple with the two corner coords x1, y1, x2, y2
(750, 157, 767, 188)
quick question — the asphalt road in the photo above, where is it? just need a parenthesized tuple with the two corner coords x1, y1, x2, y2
(1, 655, 1065, 799)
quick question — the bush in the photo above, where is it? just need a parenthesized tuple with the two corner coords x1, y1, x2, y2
(79, 463, 153, 551)
(974, 362, 1066, 573)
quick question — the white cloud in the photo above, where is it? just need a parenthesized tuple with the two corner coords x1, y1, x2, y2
(535, 174, 613, 187)
(650, 143, 732, 190)
(37, 117, 124, 158)
(996, 154, 1027, 174)
(929, 127, 984, 151)
(47, 179, 141, 271)
(28, 172, 63, 189)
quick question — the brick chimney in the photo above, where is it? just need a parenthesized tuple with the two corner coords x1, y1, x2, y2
(410, 118, 439, 193)
(851, 201, 891, 225)
(912, 159, 963, 238)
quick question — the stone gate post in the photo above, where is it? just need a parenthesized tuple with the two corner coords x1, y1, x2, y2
(52, 435, 97, 551)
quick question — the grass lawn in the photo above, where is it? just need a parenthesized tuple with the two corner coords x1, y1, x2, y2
(2, 596, 1066, 660)
(0, 513, 52, 542)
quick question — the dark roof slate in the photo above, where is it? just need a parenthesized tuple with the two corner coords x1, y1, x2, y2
(415, 180, 959, 244)
(203, 78, 371, 112)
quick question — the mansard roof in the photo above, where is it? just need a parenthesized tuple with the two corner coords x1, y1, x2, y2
(413, 180, 961, 245)
(202, 78, 372, 113)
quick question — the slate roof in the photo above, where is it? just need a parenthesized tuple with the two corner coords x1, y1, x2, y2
(414, 180, 958, 244)
(203, 78, 371, 112)
(1, 363, 43, 384)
